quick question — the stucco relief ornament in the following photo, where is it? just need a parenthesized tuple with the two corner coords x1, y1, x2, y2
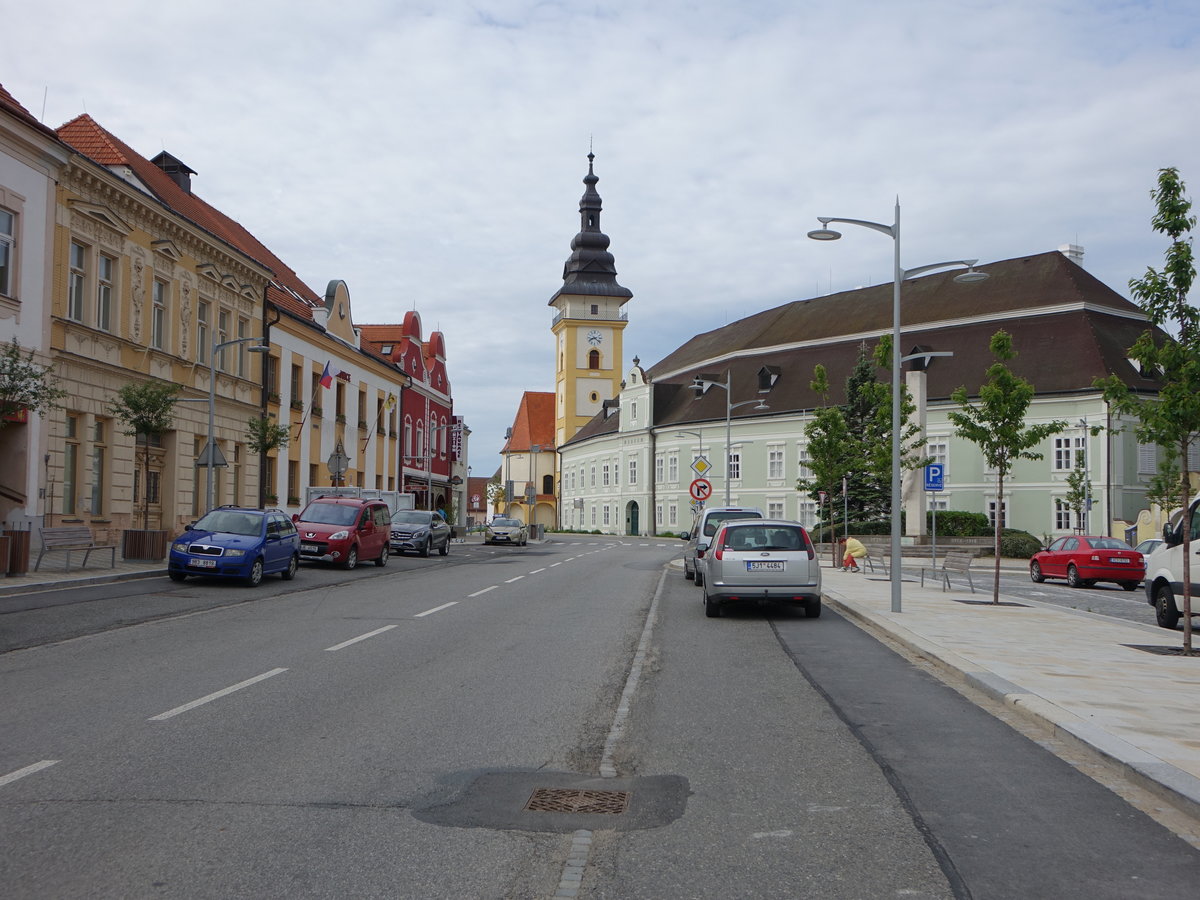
(179, 281, 192, 356)
(131, 256, 145, 342)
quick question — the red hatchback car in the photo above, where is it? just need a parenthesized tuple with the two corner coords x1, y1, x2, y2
(1029, 535, 1144, 591)
(293, 497, 391, 569)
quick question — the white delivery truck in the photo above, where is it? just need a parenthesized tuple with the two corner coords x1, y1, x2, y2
(1144, 493, 1200, 629)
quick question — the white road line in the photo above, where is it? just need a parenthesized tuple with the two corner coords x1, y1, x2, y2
(149, 668, 288, 721)
(469, 585, 498, 597)
(0, 760, 59, 788)
(550, 562, 562, 567)
(505, 576, 525, 583)
(530, 568, 546, 574)
(415, 602, 458, 617)
(325, 624, 398, 651)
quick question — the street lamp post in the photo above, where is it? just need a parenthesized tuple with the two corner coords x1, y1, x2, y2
(690, 375, 769, 505)
(808, 199, 986, 612)
(205, 335, 269, 514)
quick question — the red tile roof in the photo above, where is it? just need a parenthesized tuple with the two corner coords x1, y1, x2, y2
(504, 392, 555, 452)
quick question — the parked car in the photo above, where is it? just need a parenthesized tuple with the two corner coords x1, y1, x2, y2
(1144, 494, 1200, 629)
(1029, 535, 1145, 590)
(681, 506, 764, 586)
(168, 506, 300, 586)
(293, 496, 391, 569)
(486, 517, 529, 546)
(390, 509, 451, 556)
(1134, 538, 1163, 558)
(698, 519, 822, 618)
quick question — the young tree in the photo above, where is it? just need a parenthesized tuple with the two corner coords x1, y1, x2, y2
(841, 344, 891, 521)
(1064, 459, 1091, 533)
(1096, 166, 1199, 651)
(111, 381, 181, 530)
(0, 338, 66, 425)
(797, 364, 852, 563)
(246, 415, 291, 507)
(949, 330, 1067, 603)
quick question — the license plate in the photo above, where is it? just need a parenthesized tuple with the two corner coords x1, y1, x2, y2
(189, 558, 217, 568)
(1109, 557, 1129, 564)
(747, 561, 786, 572)
(302, 544, 320, 553)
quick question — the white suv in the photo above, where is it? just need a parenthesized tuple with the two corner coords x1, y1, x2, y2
(1144, 493, 1200, 629)
(681, 506, 764, 587)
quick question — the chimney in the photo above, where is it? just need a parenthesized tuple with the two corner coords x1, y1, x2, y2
(1058, 243, 1085, 266)
(150, 151, 196, 194)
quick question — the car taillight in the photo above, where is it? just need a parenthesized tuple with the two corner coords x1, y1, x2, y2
(802, 529, 815, 559)
(714, 544, 724, 561)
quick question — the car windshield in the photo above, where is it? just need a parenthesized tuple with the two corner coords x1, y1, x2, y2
(492, 518, 522, 527)
(195, 510, 261, 536)
(1089, 537, 1132, 551)
(391, 510, 433, 525)
(723, 525, 805, 551)
(299, 503, 359, 526)
(703, 512, 761, 537)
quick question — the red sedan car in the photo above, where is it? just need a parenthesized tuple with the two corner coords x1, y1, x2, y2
(1029, 535, 1144, 590)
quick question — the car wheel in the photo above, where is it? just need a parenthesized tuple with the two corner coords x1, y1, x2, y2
(343, 545, 359, 570)
(1155, 583, 1181, 629)
(281, 553, 298, 581)
(1030, 561, 1044, 583)
(684, 564, 694, 581)
(704, 587, 721, 618)
(420, 538, 431, 558)
(438, 538, 448, 556)
(1121, 581, 1139, 592)
(245, 558, 264, 587)
(1066, 564, 1084, 588)
(376, 545, 389, 567)
(695, 567, 704, 588)
(805, 598, 822, 619)
(168, 571, 187, 583)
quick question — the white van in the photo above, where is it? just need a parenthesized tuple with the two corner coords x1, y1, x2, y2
(1144, 493, 1200, 629)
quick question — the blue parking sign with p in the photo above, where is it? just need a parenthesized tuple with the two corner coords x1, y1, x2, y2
(924, 464, 945, 492)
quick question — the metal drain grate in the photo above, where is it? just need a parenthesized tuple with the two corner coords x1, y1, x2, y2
(1124, 644, 1200, 657)
(524, 788, 630, 815)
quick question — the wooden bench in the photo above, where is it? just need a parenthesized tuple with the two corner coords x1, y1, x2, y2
(921, 550, 976, 593)
(34, 526, 117, 572)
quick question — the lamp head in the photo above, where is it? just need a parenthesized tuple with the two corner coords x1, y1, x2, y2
(953, 267, 988, 284)
(807, 226, 842, 241)
(247, 344, 270, 353)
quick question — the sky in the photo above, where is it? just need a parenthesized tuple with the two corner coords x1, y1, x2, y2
(6, 0, 1200, 480)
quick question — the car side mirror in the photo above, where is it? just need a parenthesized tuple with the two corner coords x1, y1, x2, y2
(184, 523, 194, 531)
(680, 531, 690, 541)
(291, 513, 300, 523)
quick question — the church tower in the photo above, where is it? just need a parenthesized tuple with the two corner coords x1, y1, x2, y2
(549, 153, 633, 449)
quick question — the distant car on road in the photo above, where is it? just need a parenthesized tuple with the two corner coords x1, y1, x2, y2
(699, 519, 822, 618)
(1134, 538, 1163, 558)
(486, 517, 528, 547)
(168, 506, 300, 586)
(293, 496, 391, 569)
(389, 509, 451, 557)
(1029, 535, 1144, 590)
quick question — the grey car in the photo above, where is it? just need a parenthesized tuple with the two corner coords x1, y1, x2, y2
(681, 506, 764, 586)
(389, 509, 451, 557)
(486, 517, 528, 546)
(699, 519, 822, 619)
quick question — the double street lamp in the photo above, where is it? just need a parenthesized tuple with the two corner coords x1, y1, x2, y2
(808, 199, 986, 613)
(691, 374, 769, 506)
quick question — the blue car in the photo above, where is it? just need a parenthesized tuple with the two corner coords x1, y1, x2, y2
(168, 506, 300, 586)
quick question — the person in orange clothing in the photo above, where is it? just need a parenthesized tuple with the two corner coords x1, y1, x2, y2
(840, 536, 867, 572)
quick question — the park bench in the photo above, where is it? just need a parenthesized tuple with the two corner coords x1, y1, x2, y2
(34, 526, 117, 572)
(858, 541, 889, 575)
(920, 550, 976, 593)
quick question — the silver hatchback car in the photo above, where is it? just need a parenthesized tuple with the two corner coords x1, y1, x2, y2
(699, 519, 822, 619)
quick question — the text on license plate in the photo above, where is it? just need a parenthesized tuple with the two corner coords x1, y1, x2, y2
(301, 544, 320, 553)
(189, 558, 217, 568)
(747, 561, 786, 572)
(1109, 557, 1129, 564)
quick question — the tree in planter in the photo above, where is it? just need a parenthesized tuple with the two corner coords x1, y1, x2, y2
(0, 338, 66, 426)
(111, 381, 181, 530)
(948, 330, 1067, 604)
(1096, 166, 1200, 653)
(246, 415, 291, 508)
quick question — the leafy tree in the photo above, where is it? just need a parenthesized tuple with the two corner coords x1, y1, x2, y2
(1064, 458, 1090, 533)
(949, 330, 1067, 603)
(111, 381, 181, 530)
(797, 364, 851, 560)
(1144, 455, 1183, 515)
(246, 416, 291, 507)
(1096, 166, 1199, 652)
(485, 473, 504, 513)
(0, 338, 66, 425)
(841, 344, 891, 521)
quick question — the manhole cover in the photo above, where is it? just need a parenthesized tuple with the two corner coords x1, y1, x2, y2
(1123, 644, 1200, 657)
(524, 788, 630, 815)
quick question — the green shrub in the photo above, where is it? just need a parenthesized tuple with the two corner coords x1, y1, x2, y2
(929, 510, 990, 536)
(981, 529, 1042, 559)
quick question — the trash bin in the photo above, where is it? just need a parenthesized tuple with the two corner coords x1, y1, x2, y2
(4, 528, 30, 576)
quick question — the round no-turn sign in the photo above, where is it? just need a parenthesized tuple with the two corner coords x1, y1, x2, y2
(689, 478, 713, 501)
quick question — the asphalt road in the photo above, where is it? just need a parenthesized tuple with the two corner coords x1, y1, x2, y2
(3, 536, 1199, 898)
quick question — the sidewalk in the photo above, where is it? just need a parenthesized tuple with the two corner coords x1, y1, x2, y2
(0, 555, 164, 597)
(819, 561, 1200, 823)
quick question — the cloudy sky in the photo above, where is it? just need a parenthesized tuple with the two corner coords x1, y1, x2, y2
(7, 0, 1199, 478)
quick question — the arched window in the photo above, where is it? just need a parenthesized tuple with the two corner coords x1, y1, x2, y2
(543, 474, 554, 495)
(588, 349, 601, 370)
(404, 418, 413, 460)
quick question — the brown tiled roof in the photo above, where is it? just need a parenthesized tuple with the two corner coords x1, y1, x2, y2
(503, 391, 556, 452)
(564, 251, 1168, 446)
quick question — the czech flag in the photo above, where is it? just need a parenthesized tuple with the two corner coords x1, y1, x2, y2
(319, 361, 333, 389)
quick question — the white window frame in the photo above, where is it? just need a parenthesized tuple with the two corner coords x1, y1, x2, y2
(68, 241, 87, 322)
(728, 451, 741, 481)
(0, 206, 15, 298)
(768, 446, 784, 480)
(655, 455, 664, 484)
(629, 458, 637, 486)
(668, 454, 679, 483)
(151, 278, 168, 350)
(797, 444, 812, 482)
